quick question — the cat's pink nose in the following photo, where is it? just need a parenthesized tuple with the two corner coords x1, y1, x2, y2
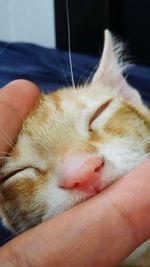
(58, 154, 103, 193)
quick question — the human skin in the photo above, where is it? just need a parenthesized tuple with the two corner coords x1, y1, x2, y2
(0, 79, 40, 157)
(0, 80, 150, 267)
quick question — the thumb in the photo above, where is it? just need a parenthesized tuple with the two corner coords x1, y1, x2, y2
(0, 160, 150, 267)
(0, 80, 40, 158)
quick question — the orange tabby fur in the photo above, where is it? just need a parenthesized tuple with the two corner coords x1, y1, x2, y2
(0, 30, 150, 266)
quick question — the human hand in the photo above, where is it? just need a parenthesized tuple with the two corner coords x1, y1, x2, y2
(0, 79, 40, 159)
(0, 80, 150, 267)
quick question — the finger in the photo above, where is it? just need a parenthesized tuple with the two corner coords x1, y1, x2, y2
(0, 80, 40, 155)
(1, 160, 150, 267)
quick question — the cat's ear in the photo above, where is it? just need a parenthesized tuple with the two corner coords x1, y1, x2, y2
(92, 30, 142, 106)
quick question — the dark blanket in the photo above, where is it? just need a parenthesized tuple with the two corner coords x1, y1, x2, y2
(0, 41, 150, 245)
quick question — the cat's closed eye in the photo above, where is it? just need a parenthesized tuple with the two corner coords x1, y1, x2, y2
(89, 99, 113, 130)
(0, 167, 30, 183)
(0, 166, 43, 184)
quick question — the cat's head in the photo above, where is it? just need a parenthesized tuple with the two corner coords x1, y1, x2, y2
(0, 30, 150, 234)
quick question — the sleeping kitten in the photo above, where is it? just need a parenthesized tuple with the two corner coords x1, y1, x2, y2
(0, 30, 150, 266)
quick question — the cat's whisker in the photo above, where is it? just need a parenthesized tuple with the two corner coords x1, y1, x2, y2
(0, 97, 25, 151)
(76, 68, 90, 86)
(115, 67, 132, 94)
(0, 128, 15, 150)
(119, 134, 150, 150)
(0, 151, 10, 155)
(117, 75, 128, 92)
(129, 136, 150, 151)
(0, 156, 9, 160)
(85, 63, 99, 86)
(66, 0, 75, 88)
(0, 29, 150, 264)
(0, 98, 23, 121)
(0, 100, 23, 150)
(54, 53, 70, 86)
(141, 136, 150, 145)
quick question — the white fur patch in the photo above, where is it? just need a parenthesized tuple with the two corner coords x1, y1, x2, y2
(99, 136, 148, 187)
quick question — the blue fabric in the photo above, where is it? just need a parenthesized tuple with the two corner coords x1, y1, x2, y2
(0, 42, 150, 106)
(0, 41, 150, 246)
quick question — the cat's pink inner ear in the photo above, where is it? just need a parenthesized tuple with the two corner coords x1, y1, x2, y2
(92, 29, 123, 86)
(92, 30, 142, 106)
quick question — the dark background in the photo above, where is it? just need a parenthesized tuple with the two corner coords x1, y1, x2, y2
(55, 0, 150, 66)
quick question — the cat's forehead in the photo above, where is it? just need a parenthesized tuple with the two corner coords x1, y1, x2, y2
(24, 85, 149, 141)
(46, 85, 117, 114)
(12, 87, 114, 158)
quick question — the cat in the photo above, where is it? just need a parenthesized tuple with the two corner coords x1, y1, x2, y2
(0, 30, 150, 266)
